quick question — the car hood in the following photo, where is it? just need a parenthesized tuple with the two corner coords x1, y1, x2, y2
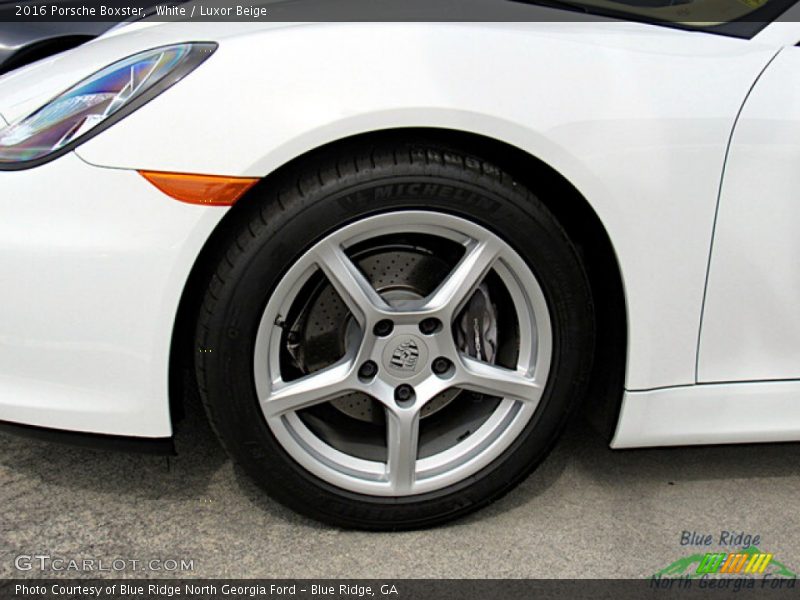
(0, 21, 301, 124)
(0, 0, 601, 125)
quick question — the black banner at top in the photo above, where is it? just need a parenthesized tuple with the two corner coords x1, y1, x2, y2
(0, 0, 798, 23)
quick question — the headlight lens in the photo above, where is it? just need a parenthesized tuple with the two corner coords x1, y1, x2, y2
(0, 42, 216, 167)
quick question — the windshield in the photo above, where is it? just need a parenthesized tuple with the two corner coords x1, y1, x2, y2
(524, 0, 793, 26)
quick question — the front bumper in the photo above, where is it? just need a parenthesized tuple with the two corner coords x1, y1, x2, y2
(0, 153, 226, 437)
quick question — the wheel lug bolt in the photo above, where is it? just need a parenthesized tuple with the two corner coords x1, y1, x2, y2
(419, 318, 441, 335)
(358, 360, 378, 380)
(394, 384, 415, 406)
(373, 319, 394, 337)
(432, 357, 451, 375)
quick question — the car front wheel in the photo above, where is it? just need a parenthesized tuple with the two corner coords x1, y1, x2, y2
(195, 140, 594, 529)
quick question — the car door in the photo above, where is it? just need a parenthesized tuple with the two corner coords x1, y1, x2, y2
(699, 38, 800, 382)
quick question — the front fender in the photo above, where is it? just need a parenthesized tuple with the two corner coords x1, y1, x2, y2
(34, 21, 780, 389)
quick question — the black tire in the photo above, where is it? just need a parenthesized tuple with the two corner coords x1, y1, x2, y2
(195, 139, 595, 530)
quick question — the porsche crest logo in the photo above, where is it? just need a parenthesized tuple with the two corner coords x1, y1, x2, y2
(390, 340, 420, 370)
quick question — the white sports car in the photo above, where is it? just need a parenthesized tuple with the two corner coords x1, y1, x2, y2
(1, 0, 800, 529)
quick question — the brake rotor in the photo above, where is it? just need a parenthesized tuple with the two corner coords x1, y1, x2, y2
(285, 244, 498, 422)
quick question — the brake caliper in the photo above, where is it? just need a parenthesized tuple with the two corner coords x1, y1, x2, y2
(455, 282, 498, 364)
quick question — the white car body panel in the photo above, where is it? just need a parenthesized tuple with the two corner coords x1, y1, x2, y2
(699, 46, 800, 383)
(0, 20, 799, 444)
(0, 153, 224, 436)
(612, 381, 800, 448)
(72, 22, 778, 392)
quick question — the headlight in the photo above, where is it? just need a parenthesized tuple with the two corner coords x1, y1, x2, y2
(0, 42, 216, 168)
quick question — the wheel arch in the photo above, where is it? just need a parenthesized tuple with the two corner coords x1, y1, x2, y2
(168, 127, 627, 443)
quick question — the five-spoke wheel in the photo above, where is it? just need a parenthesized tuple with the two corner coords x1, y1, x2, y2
(255, 211, 551, 496)
(195, 141, 594, 528)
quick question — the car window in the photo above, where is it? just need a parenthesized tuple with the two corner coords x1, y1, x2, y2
(564, 0, 782, 25)
(516, 0, 798, 37)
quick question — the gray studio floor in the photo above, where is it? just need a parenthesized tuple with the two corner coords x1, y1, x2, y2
(2, 395, 799, 579)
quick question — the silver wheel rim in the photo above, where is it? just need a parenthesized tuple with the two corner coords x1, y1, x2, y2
(254, 210, 552, 496)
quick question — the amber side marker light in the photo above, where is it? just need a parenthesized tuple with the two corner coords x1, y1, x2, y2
(139, 170, 260, 206)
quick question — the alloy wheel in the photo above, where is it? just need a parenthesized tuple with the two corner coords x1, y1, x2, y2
(253, 210, 552, 496)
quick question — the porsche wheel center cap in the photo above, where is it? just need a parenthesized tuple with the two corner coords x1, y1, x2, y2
(382, 334, 429, 379)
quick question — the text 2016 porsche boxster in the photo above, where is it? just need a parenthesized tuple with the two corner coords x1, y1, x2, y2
(2, 1, 800, 528)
